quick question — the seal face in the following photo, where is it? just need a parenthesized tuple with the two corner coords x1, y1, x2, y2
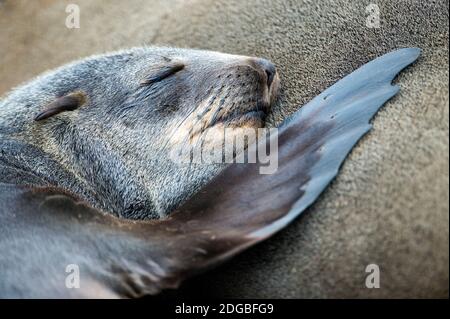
(0, 47, 280, 219)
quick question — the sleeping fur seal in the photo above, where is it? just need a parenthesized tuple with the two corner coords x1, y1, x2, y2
(0, 47, 421, 298)
(0, 47, 280, 219)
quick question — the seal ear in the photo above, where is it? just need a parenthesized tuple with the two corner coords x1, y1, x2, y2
(34, 91, 86, 121)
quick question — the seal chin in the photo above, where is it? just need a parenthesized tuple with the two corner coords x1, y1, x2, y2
(269, 71, 281, 107)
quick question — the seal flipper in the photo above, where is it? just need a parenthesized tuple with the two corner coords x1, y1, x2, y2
(250, 47, 422, 238)
(0, 48, 420, 298)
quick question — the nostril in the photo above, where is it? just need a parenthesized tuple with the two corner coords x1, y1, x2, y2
(253, 58, 277, 88)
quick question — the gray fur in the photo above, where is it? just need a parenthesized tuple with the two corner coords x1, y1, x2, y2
(0, 47, 277, 219)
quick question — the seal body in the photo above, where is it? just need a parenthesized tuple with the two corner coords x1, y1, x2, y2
(0, 47, 279, 219)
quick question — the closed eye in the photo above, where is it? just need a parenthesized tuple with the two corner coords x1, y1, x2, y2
(140, 62, 185, 86)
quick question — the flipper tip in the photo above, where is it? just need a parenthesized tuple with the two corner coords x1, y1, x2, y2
(396, 47, 422, 61)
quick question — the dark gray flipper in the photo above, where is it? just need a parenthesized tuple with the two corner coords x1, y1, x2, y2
(0, 48, 420, 298)
(251, 47, 422, 238)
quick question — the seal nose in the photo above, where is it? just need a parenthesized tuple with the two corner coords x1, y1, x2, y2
(253, 58, 277, 88)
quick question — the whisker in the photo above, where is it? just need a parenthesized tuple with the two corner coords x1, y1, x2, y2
(158, 89, 220, 155)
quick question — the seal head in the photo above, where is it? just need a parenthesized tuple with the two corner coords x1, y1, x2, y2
(0, 47, 280, 219)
